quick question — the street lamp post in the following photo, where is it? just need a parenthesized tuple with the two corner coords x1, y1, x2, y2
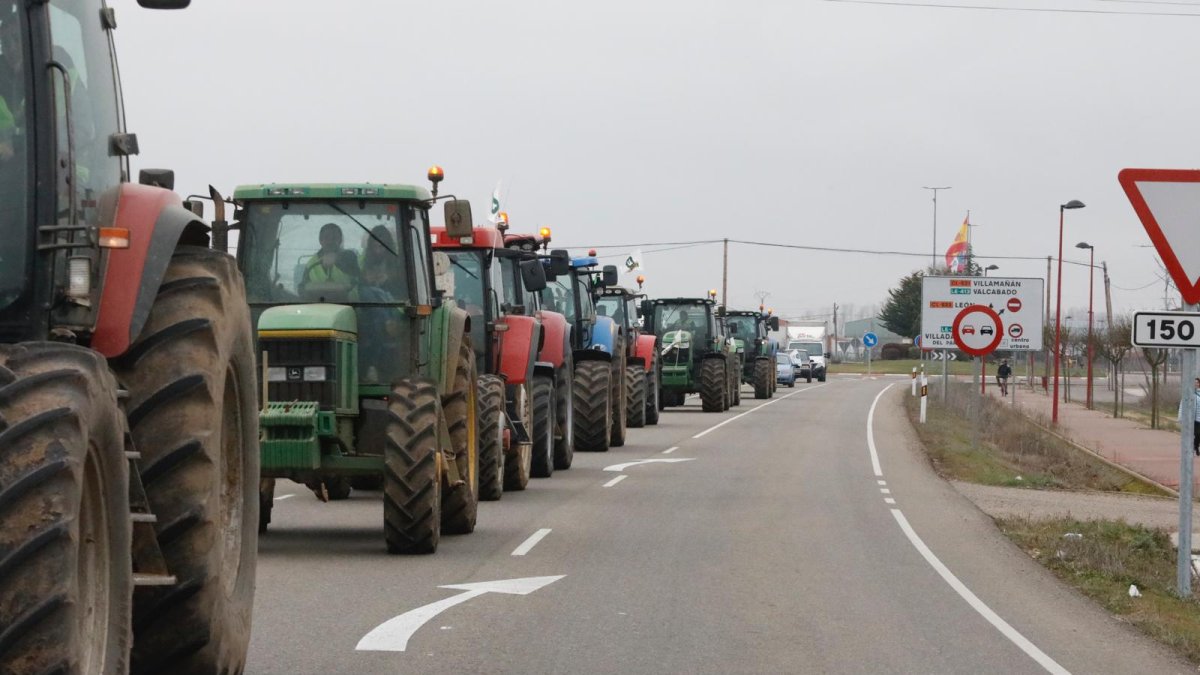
(984, 264, 999, 277)
(1076, 242, 1096, 409)
(1053, 200, 1086, 424)
(923, 186, 952, 268)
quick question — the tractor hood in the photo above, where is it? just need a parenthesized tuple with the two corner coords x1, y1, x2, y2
(258, 303, 358, 336)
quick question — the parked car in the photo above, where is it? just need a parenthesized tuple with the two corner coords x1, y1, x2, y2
(776, 352, 796, 387)
(789, 349, 813, 383)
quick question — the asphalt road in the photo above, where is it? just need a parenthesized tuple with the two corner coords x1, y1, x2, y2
(245, 377, 1191, 674)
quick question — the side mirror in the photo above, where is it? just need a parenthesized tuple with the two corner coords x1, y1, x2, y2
(768, 316, 780, 331)
(443, 199, 474, 238)
(137, 0, 190, 8)
(139, 168, 175, 190)
(602, 265, 619, 287)
(728, 323, 739, 334)
(825, 352, 832, 359)
(716, 305, 726, 317)
(520, 259, 547, 292)
(549, 249, 571, 276)
(640, 299, 652, 319)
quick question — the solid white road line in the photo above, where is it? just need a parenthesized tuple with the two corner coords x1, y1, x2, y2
(273, 494, 295, 502)
(890, 510, 1069, 675)
(603, 475, 628, 488)
(866, 383, 896, 476)
(511, 529, 552, 557)
(691, 383, 827, 439)
(662, 446, 679, 454)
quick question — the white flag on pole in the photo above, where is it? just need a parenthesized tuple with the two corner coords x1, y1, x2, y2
(624, 248, 643, 275)
(488, 182, 502, 223)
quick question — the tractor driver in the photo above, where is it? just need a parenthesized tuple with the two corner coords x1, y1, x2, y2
(300, 223, 360, 292)
(671, 310, 697, 334)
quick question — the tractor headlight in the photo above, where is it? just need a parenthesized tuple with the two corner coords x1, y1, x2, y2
(267, 367, 288, 382)
(303, 366, 328, 382)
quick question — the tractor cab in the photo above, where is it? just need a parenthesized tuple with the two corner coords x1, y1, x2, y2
(725, 309, 781, 399)
(645, 298, 720, 361)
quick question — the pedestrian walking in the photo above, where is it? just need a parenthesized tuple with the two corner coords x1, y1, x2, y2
(1179, 377, 1200, 457)
(996, 358, 1012, 396)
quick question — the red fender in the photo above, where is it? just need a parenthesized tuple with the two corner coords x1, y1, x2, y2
(633, 333, 658, 372)
(534, 309, 568, 368)
(495, 314, 539, 385)
(93, 184, 205, 357)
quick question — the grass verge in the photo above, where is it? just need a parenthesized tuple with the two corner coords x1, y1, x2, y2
(1000, 517, 1200, 664)
(904, 382, 1167, 495)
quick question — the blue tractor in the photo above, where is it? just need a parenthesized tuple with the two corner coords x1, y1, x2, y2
(539, 251, 626, 452)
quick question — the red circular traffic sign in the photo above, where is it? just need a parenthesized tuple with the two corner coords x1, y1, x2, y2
(952, 305, 1004, 356)
(1007, 297, 1022, 313)
(1008, 323, 1024, 339)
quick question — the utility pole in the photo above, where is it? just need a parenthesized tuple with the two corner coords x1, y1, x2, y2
(1102, 261, 1113, 328)
(832, 303, 839, 360)
(722, 238, 729, 310)
(1045, 255, 1052, 391)
(923, 186, 952, 267)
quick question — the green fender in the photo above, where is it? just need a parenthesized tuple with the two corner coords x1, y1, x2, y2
(430, 302, 471, 398)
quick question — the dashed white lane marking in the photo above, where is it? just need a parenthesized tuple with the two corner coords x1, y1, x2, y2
(662, 446, 679, 454)
(881, 488, 891, 494)
(890, 510, 1069, 674)
(885, 498, 896, 505)
(511, 529, 553, 556)
(877, 480, 887, 486)
(273, 494, 295, 502)
(603, 475, 628, 488)
(866, 383, 896, 476)
(692, 384, 826, 439)
(867, 381, 1069, 675)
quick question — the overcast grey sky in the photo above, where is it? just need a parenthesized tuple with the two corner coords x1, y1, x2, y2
(111, 0, 1198, 322)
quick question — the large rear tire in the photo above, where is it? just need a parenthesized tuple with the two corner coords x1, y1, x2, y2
(645, 353, 661, 425)
(476, 375, 505, 501)
(383, 379, 441, 554)
(531, 375, 555, 478)
(552, 356, 574, 470)
(753, 358, 772, 399)
(112, 247, 258, 675)
(626, 365, 646, 428)
(699, 359, 725, 412)
(0, 344, 131, 675)
(730, 361, 741, 407)
(440, 341, 478, 536)
(573, 360, 612, 451)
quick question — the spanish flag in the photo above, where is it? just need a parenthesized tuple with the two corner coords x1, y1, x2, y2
(944, 214, 969, 273)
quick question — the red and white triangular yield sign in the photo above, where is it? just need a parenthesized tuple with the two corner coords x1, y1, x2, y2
(1119, 168, 1200, 304)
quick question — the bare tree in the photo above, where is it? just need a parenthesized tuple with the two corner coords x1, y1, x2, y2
(1142, 346, 1171, 428)
(1095, 316, 1133, 418)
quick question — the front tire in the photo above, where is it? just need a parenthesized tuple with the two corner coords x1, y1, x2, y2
(113, 247, 258, 675)
(531, 375, 555, 478)
(573, 360, 612, 451)
(384, 379, 441, 554)
(699, 359, 725, 412)
(476, 375, 505, 501)
(609, 352, 628, 448)
(0, 344, 131, 675)
(553, 354, 574, 470)
(645, 353, 661, 425)
(753, 359, 772, 399)
(626, 365, 647, 428)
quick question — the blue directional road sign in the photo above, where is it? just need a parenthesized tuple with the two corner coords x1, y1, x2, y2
(863, 332, 878, 348)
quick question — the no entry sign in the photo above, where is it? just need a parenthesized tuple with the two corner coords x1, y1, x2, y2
(920, 276, 1044, 351)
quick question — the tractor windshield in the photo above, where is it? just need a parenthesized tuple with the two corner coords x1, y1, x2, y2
(653, 304, 710, 343)
(239, 200, 415, 306)
(540, 278, 575, 322)
(0, 5, 29, 310)
(726, 315, 757, 340)
(442, 249, 488, 362)
(595, 295, 626, 326)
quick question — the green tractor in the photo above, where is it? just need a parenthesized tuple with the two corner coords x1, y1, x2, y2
(233, 171, 480, 554)
(725, 309, 781, 399)
(642, 297, 739, 412)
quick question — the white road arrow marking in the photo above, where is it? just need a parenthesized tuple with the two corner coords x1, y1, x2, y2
(356, 575, 565, 652)
(602, 458, 696, 473)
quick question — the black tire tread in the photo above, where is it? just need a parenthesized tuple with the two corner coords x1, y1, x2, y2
(573, 361, 612, 451)
(530, 375, 554, 478)
(440, 341, 478, 535)
(626, 365, 646, 428)
(699, 359, 725, 412)
(476, 375, 505, 501)
(383, 379, 441, 553)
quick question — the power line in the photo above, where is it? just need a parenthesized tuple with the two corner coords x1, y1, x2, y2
(822, 0, 1200, 16)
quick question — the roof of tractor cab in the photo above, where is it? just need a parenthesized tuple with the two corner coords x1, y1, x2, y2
(651, 297, 714, 306)
(430, 226, 505, 250)
(504, 233, 545, 252)
(233, 183, 432, 201)
(600, 285, 638, 297)
(727, 310, 763, 317)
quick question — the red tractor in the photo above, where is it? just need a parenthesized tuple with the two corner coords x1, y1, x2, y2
(0, 1, 259, 673)
(432, 223, 569, 499)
